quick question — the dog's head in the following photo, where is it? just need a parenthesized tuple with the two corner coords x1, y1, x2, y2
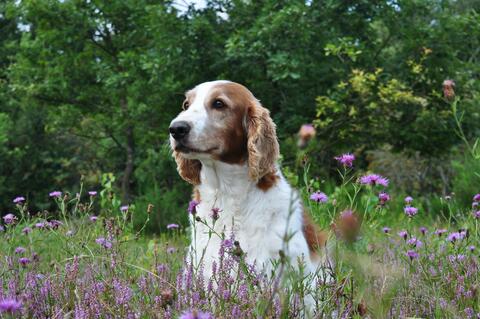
(169, 80, 279, 185)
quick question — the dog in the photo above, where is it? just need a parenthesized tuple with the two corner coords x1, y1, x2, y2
(169, 80, 329, 279)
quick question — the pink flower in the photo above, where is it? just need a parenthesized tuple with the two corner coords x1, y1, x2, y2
(13, 196, 25, 204)
(167, 223, 179, 230)
(359, 174, 389, 187)
(49, 191, 62, 198)
(404, 206, 418, 217)
(378, 192, 390, 204)
(404, 196, 413, 204)
(188, 200, 199, 215)
(88, 191, 97, 196)
(89, 216, 98, 222)
(2, 214, 16, 224)
(120, 205, 129, 212)
(334, 153, 355, 167)
(310, 191, 328, 203)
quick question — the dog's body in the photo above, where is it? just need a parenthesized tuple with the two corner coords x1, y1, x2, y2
(169, 80, 327, 276)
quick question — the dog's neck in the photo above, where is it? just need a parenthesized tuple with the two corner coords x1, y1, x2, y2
(198, 160, 253, 196)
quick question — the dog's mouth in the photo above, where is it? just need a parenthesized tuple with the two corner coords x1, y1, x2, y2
(174, 143, 217, 154)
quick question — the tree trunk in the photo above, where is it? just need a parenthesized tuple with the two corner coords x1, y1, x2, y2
(120, 96, 135, 203)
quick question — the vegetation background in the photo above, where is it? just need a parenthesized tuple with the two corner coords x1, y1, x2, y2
(1, 0, 479, 233)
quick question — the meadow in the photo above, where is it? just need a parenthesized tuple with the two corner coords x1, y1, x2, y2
(1, 147, 479, 318)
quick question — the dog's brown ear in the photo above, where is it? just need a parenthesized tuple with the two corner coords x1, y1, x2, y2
(247, 101, 279, 181)
(173, 151, 202, 185)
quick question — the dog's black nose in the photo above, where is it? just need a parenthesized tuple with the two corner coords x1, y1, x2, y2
(169, 121, 191, 140)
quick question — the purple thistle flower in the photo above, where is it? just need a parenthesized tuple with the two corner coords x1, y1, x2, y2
(120, 205, 129, 212)
(13, 196, 25, 204)
(435, 229, 447, 236)
(22, 227, 32, 234)
(398, 230, 408, 240)
(49, 220, 63, 229)
(407, 237, 423, 248)
(188, 200, 199, 215)
(382, 227, 391, 233)
(419, 227, 428, 235)
(15, 247, 26, 254)
(359, 174, 389, 187)
(95, 237, 112, 249)
(2, 213, 16, 224)
(404, 196, 413, 204)
(210, 208, 221, 221)
(19, 257, 31, 266)
(469, 245, 475, 252)
(473, 193, 480, 202)
(167, 223, 179, 230)
(473, 202, 478, 209)
(35, 222, 47, 229)
(473, 211, 480, 219)
(89, 216, 98, 222)
(378, 192, 390, 204)
(0, 298, 22, 313)
(447, 232, 465, 243)
(88, 191, 97, 196)
(309, 191, 328, 203)
(334, 153, 355, 167)
(406, 250, 419, 260)
(49, 191, 62, 198)
(404, 206, 418, 217)
(167, 247, 176, 254)
(179, 310, 213, 319)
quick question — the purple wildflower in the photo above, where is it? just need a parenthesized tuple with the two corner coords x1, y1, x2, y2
(0, 225, 4, 232)
(89, 216, 98, 222)
(419, 227, 428, 235)
(120, 205, 129, 212)
(188, 200, 200, 215)
(473, 202, 478, 209)
(382, 227, 391, 233)
(210, 208, 221, 221)
(398, 230, 408, 240)
(473, 193, 480, 202)
(309, 191, 328, 203)
(179, 310, 213, 319)
(334, 153, 355, 167)
(19, 257, 31, 266)
(167, 223, 179, 230)
(473, 211, 480, 219)
(469, 245, 475, 252)
(15, 247, 26, 254)
(404, 206, 418, 217)
(35, 222, 46, 229)
(22, 227, 32, 234)
(407, 237, 423, 248)
(49, 220, 63, 229)
(378, 192, 390, 204)
(435, 229, 447, 236)
(359, 174, 389, 187)
(95, 237, 112, 249)
(447, 232, 465, 243)
(167, 247, 176, 254)
(2, 213, 16, 224)
(13, 196, 25, 204)
(49, 191, 62, 198)
(0, 298, 22, 313)
(88, 191, 97, 196)
(406, 250, 419, 260)
(404, 196, 413, 204)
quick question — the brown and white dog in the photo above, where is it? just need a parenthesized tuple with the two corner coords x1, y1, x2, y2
(169, 80, 328, 277)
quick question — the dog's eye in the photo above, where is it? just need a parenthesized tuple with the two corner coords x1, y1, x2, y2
(212, 99, 225, 109)
(182, 100, 190, 110)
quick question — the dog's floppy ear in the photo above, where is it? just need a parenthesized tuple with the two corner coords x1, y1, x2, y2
(173, 151, 202, 185)
(247, 101, 280, 181)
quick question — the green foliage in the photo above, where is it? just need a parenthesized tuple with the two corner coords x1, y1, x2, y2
(0, 0, 479, 232)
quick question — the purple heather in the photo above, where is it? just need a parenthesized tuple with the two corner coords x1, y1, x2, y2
(179, 310, 213, 319)
(359, 174, 389, 187)
(309, 191, 328, 203)
(0, 298, 22, 313)
(334, 153, 355, 167)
